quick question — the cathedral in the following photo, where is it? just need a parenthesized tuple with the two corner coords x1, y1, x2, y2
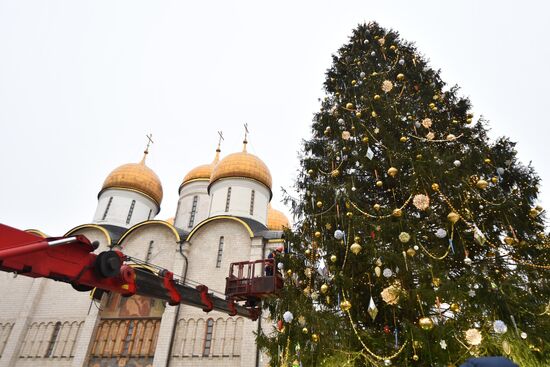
(0, 136, 289, 367)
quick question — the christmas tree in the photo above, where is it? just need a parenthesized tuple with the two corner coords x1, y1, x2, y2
(258, 22, 550, 367)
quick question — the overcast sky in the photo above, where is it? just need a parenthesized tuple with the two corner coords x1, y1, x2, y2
(1, 1, 548, 235)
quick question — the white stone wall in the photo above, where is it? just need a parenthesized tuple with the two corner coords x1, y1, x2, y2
(209, 179, 270, 225)
(117, 223, 180, 270)
(93, 188, 158, 228)
(165, 219, 266, 367)
(175, 181, 210, 231)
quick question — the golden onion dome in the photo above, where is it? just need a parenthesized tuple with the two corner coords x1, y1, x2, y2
(210, 141, 272, 190)
(180, 148, 221, 191)
(100, 153, 163, 207)
(267, 204, 290, 231)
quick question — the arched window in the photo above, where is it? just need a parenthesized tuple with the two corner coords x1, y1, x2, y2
(44, 322, 61, 357)
(126, 200, 136, 225)
(225, 187, 232, 212)
(188, 196, 199, 228)
(249, 190, 255, 215)
(216, 237, 224, 268)
(203, 318, 214, 357)
(102, 197, 113, 220)
(146, 240, 154, 262)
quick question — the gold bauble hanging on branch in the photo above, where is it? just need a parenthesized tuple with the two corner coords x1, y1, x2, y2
(387, 167, 399, 177)
(350, 242, 362, 255)
(476, 179, 489, 189)
(418, 317, 434, 330)
(392, 208, 403, 217)
(447, 212, 460, 224)
(340, 300, 352, 311)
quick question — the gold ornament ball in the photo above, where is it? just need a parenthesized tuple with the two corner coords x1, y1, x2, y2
(450, 303, 460, 312)
(314, 231, 321, 238)
(362, 136, 369, 144)
(476, 179, 489, 189)
(316, 201, 323, 208)
(371, 111, 378, 118)
(374, 94, 381, 100)
(400, 136, 408, 143)
(432, 277, 441, 287)
(355, 111, 362, 118)
(354, 236, 361, 243)
(431, 183, 440, 191)
(447, 212, 460, 224)
(331, 169, 340, 177)
(387, 167, 399, 177)
(419, 317, 434, 330)
(406, 248, 416, 257)
(350, 242, 362, 255)
(320, 284, 329, 294)
(416, 154, 423, 160)
(302, 327, 309, 334)
(392, 208, 403, 217)
(413, 355, 419, 361)
(529, 208, 539, 218)
(373, 203, 381, 211)
(286, 269, 293, 276)
(346, 102, 354, 109)
(346, 211, 353, 218)
(397, 73, 405, 80)
(308, 169, 314, 176)
(311, 333, 319, 343)
(330, 255, 337, 263)
(466, 118, 473, 123)
(305, 249, 311, 256)
(390, 45, 396, 50)
(351, 80, 357, 86)
(484, 158, 492, 164)
(429, 103, 436, 109)
(376, 180, 383, 187)
(504, 236, 515, 245)
(340, 300, 352, 311)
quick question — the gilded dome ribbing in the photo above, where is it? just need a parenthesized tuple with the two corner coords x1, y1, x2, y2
(210, 142, 272, 189)
(267, 205, 290, 231)
(180, 148, 221, 191)
(101, 154, 163, 207)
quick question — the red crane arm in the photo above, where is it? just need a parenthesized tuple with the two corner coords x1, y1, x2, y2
(0, 224, 260, 320)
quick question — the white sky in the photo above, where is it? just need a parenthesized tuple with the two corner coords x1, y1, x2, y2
(1, 1, 549, 235)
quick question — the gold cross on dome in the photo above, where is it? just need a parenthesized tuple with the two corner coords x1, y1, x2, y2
(217, 130, 224, 148)
(144, 133, 154, 154)
(243, 123, 249, 142)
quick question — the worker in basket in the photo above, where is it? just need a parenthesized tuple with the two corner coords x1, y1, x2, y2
(265, 246, 283, 276)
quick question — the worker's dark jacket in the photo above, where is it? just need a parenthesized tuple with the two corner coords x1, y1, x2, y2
(460, 357, 518, 367)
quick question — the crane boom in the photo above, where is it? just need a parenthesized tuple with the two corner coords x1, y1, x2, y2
(0, 224, 260, 320)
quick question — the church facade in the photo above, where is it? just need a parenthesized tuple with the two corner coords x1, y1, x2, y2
(0, 139, 289, 367)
